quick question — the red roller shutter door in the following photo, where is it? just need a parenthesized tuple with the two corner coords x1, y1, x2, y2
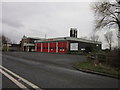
(37, 43, 41, 52)
(43, 43, 48, 52)
(63, 42, 67, 53)
(58, 42, 67, 53)
(50, 42, 56, 53)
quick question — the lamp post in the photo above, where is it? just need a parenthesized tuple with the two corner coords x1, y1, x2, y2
(95, 44, 99, 66)
(96, 44, 99, 54)
(96, 44, 98, 50)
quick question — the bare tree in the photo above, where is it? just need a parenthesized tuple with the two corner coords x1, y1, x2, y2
(1, 35, 11, 51)
(2, 35, 11, 44)
(93, 0, 120, 48)
(90, 31, 99, 42)
(104, 31, 113, 51)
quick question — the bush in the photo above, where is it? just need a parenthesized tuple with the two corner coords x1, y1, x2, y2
(97, 49, 120, 69)
(107, 49, 120, 68)
(86, 49, 120, 69)
(97, 53, 107, 63)
(66, 51, 85, 55)
(84, 45, 93, 53)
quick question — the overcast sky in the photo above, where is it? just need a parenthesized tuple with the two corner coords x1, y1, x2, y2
(1, 0, 118, 49)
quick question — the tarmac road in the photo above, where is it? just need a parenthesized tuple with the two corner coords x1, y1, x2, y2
(1, 52, 119, 89)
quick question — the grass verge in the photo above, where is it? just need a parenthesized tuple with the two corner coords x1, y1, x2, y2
(75, 60, 120, 78)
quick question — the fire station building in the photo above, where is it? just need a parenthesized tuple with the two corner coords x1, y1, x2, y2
(34, 28, 102, 53)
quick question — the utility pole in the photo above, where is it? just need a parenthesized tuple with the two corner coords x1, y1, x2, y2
(45, 34, 47, 39)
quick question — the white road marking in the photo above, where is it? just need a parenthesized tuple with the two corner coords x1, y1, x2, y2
(0, 69, 29, 90)
(0, 65, 42, 90)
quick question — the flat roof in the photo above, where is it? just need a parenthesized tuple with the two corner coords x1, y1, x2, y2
(35, 37, 102, 44)
(22, 36, 45, 40)
(27, 37, 45, 40)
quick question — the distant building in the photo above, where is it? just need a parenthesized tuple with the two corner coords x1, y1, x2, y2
(9, 44, 21, 51)
(2, 43, 12, 51)
(1, 35, 12, 51)
(2, 43, 21, 51)
(20, 36, 44, 52)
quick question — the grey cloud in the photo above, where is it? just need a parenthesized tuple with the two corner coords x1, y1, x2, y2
(2, 18, 24, 28)
(2, 2, 102, 45)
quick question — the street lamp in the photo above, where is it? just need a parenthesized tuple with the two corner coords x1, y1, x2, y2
(95, 44, 99, 66)
(96, 44, 98, 50)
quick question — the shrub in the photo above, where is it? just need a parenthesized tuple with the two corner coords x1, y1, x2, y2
(107, 49, 120, 68)
(84, 45, 93, 53)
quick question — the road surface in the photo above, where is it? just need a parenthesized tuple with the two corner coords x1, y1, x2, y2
(1, 52, 119, 89)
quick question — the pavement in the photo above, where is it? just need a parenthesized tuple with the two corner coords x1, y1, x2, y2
(1, 52, 119, 89)
(74, 67, 120, 79)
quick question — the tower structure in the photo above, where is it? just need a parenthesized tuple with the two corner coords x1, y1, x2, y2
(70, 28, 77, 38)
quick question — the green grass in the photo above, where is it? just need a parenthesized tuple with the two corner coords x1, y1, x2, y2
(75, 60, 119, 77)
